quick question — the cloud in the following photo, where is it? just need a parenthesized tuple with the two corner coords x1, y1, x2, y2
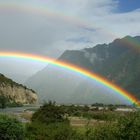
(0, 0, 140, 82)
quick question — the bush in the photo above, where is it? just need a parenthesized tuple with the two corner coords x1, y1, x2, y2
(26, 102, 85, 140)
(115, 112, 140, 140)
(32, 101, 69, 125)
(27, 102, 140, 140)
(84, 111, 140, 140)
(0, 114, 25, 140)
(0, 95, 8, 108)
(26, 122, 82, 140)
(82, 111, 119, 121)
(86, 123, 117, 140)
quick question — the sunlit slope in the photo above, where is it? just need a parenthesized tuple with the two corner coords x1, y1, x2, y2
(0, 74, 37, 104)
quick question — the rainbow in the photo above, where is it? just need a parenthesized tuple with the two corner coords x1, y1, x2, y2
(0, 2, 140, 105)
(0, 52, 139, 106)
(0, 2, 98, 28)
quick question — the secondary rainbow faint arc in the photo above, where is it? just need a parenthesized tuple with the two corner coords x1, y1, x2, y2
(1, 2, 140, 51)
(0, 52, 139, 105)
(0, 2, 117, 39)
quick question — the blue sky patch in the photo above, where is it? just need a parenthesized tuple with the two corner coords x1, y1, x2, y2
(116, 0, 140, 13)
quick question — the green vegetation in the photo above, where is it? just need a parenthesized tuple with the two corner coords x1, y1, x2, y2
(82, 112, 140, 140)
(32, 101, 69, 125)
(0, 114, 25, 140)
(82, 111, 119, 121)
(0, 95, 8, 108)
(0, 102, 140, 140)
(25, 122, 78, 140)
(0, 95, 23, 108)
(55, 104, 124, 121)
(26, 102, 80, 140)
(0, 74, 22, 88)
(0, 73, 36, 93)
(7, 101, 23, 107)
(27, 103, 140, 140)
(115, 112, 140, 139)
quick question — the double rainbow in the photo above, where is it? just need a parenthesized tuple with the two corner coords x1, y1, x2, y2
(0, 52, 139, 106)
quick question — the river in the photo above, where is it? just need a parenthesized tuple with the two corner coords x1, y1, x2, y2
(0, 105, 40, 113)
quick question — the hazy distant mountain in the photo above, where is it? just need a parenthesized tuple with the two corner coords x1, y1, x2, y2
(0, 74, 37, 104)
(26, 36, 140, 104)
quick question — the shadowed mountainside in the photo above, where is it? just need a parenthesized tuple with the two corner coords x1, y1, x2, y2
(26, 36, 140, 104)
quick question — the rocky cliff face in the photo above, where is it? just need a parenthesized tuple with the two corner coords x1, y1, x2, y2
(0, 74, 37, 104)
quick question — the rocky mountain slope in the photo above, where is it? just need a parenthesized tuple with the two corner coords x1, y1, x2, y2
(58, 36, 140, 98)
(0, 74, 37, 104)
(26, 36, 140, 104)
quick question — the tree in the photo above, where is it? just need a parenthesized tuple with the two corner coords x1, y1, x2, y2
(28, 101, 80, 139)
(0, 95, 8, 109)
(31, 101, 69, 125)
(108, 105, 116, 111)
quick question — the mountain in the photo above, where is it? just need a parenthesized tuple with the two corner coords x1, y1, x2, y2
(26, 36, 140, 104)
(0, 74, 38, 104)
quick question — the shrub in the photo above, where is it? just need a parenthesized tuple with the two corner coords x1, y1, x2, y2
(0, 95, 8, 108)
(82, 111, 119, 121)
(84, 111, 140, 140)
(32, 101, 69, 125)
(115, 112, 140, 140)
(86, 123, 117, 140)
(26, 122, 82, 140)
(0, 114, 25, 140)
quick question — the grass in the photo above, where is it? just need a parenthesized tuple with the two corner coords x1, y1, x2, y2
(69, 116, 105, 127)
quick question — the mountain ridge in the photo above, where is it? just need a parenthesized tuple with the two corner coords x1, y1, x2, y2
(26, 35, 140, 104)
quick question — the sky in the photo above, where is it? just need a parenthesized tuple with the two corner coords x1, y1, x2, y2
(0, 0, 140, 83)
(117, 0, 140, 12)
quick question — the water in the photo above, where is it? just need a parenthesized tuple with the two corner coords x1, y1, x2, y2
(0, 106, 39, 113)
(0, 105, 40, 122)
